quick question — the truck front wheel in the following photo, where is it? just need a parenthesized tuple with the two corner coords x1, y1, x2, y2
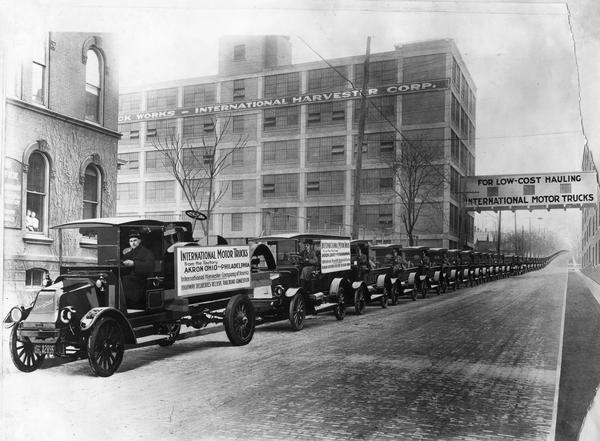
(10, 326, 45, 373)
(224, 295, 255, 346)
(87, 316, 125, 377)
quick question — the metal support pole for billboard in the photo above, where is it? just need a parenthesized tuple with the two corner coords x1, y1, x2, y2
(352, 36, 371, 240)
(497, 211, 501, 255)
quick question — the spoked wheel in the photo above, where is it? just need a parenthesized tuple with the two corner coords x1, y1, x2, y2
(288, 293, 306, 331)
(441, 279, 447, 294)
(87, 316, 125, 377)
(354, 286, 366, 315)
(224, 294, 255, 346)
(333, 287, 346, 321)
(157, 323, 181, 347)
(10, 326, 45, 373)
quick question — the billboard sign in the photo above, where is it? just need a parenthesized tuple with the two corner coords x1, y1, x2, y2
(320, 240, 351, 274)
(464, 171, 597, 211)
(175, 245, 251, 297)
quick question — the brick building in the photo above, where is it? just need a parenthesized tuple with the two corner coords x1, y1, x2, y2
(3, 32, 120, 304)
(117, 36, 475, 247)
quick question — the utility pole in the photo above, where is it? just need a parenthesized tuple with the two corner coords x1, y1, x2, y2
(496, 211, 501, 255)
(352, 36, 371, 240)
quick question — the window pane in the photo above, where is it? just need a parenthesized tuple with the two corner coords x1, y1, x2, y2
(84, 166, 99, 202)
(31, 62, 44, 104)
(27, 152, 45, 192)
(86, 50, 100, 87)
(26, 193, 43, 231)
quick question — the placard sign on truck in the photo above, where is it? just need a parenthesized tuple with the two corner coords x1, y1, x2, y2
(320, 240, 351, 273)
(464, 171, 597, 211)
(175, 246, 251, 297)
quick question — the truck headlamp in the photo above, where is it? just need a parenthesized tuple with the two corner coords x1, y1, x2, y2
(10, 307, 23, 322)
(59, 306, 76, 324)
(274, 285, 285, 297)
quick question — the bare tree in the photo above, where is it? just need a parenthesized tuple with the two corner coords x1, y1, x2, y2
(152, 115, 247, 240)
(390, 139, 445, 246)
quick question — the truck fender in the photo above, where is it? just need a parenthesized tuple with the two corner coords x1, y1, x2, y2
(407, 272, 417, 286)
(284, 287, 305, 299)
(329, 277, 351, 301)
(80, 307, 137, 344)
(351, 281, 367, 291)
(376, 274, 389, 291)
(433, 271, 442, 282)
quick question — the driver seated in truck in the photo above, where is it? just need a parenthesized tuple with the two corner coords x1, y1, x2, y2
(299, 241, 318, 289)
(392, 248, 408, 276)
(121, 231, 156, 309)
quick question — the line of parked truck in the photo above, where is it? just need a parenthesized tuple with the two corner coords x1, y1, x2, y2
(4, 216, 561, 376)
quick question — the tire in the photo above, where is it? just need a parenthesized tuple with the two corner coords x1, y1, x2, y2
(410, 286, 417, 301)
(87, 316, 125, 377)
(224, 294, 255, 346)
(288, 293, 306, 332)
(333, 286, 346, 321)
(157, 323, 181, 347)
(441, 279, 447, 294)
(354, 286, 366, 315)
(10, 326, 45, 373)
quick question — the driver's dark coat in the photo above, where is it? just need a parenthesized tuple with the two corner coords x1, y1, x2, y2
(122, 245, 155, 307)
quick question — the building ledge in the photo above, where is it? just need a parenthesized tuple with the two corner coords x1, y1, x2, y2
(23, 234, 54, 246)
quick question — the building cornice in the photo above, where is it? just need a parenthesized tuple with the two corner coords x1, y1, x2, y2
(7, 98, 122, 139)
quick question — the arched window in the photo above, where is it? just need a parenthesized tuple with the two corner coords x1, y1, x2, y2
(83, 164, 101, 219)
(85, 49, 101, 122)
(25, 268, 48, 287)
(26, 151, 48, 233)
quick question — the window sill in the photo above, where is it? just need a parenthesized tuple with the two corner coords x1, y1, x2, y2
(23, 233, 53, 245)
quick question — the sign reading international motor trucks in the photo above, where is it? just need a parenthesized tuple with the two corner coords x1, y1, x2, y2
(176, 245, 251, 297)
(320, 240, 351, 274)
(464, 171, 597, 211)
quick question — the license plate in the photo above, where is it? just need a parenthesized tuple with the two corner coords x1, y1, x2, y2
(34, 344, 54, 355)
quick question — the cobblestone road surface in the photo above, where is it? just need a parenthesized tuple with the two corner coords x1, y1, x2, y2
(1, 258, 568, 441)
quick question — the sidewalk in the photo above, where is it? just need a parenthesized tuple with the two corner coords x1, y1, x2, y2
(569, 268, 600, 441)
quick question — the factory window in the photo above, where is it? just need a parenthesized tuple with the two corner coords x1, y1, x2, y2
(306, 136, 346, 164)
(118, 153, 139, 174)
(353, 132, 395, 161)
(145, 151, 169, 171)
(263, 106, 299, 131)
(117, 183, 138, 202)
(306, 171, 345, 196)
(354, 60, 397, 86)
(119, 122, 141, 141)
(306, 206, 344, 232)
(147, 119, 177, 139)
(307, 67, 348, 92)
(183, 83, 216, 107)
(145, 181, 175, 202)
(263, 140, 299, 166)
(263, 207, 298, 232)
(147, 88, 177, 111)
(358, 168, 394, 193)
(359, 204, 393, 229)
(231, 213, 243, 231)
(262, 174, 299, 199)
(83, 165, 101, 219)
(264, 72, 300, 98)
(25, 151, 49, 233)
(119, 93, 141, 114)
(233, 45, 246, 61)
(355, 96, 395, 124)
(307, 102, 346, 127)
(233, 79, 245, 101)
(183, 115, 216, 140)
(231, 181, 244, 200)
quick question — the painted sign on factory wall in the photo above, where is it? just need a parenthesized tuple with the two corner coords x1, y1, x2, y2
(118, 78, 450, 123)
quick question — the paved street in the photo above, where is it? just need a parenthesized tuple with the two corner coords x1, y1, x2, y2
(2, 258, 569, 441)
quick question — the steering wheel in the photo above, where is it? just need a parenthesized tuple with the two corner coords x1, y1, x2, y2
(185, 210, 207, 221)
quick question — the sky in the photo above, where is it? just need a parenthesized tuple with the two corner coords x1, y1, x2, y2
(4, 0, 600, 251)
